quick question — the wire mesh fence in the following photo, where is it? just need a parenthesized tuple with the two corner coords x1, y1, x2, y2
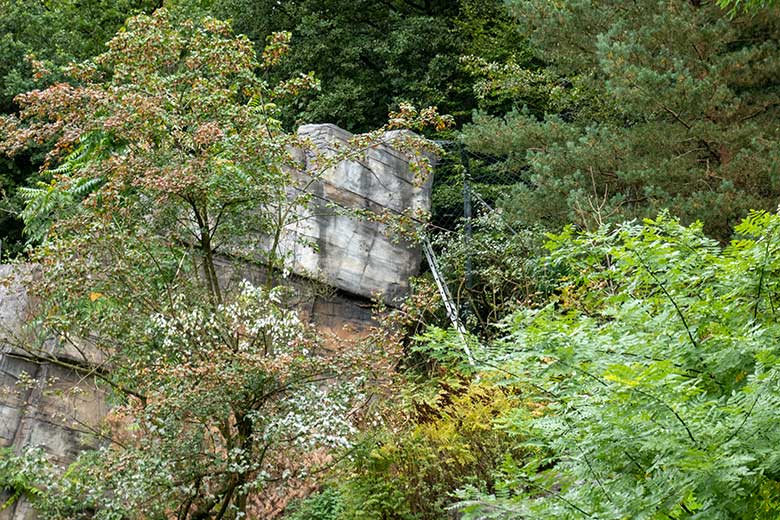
(424, 141, 534, 334)
(429, 140, 526, 234)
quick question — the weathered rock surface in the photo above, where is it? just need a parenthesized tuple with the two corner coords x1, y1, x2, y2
(276, 124, 432, 305)
(0, 124, 431, 518)
(0, 265, 109, 520)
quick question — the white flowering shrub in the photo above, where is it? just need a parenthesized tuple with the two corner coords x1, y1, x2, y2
(6, 281, 369, 519)
(106, 282, 362, 516)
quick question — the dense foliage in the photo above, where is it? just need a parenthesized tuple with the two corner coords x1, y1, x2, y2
(458, 213, 780, 519)
(433, 213, 554, 333)
(718, 0, 780, 13)
(0, 0, 159, 112)
(462, 0, 780, 241)
(0, 0, 160, 257)
(2, 1, 780, 519)
(210, 0, 524, 132)
(290, 380, 523, 520)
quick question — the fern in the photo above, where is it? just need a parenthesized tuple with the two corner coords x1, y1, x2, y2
(0, 447, 47, 511)
(18, 131, 111, 244)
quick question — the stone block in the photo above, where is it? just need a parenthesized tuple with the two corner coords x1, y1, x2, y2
(280, 124, 432, 304)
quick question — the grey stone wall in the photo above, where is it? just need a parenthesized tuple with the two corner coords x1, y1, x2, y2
(0, 124, 431, 518)
(0, 266, 109, 520)
(275, 124, 432, 305)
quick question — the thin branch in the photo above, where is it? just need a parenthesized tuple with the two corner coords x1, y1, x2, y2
(633, 249, 699, 350)
(754, 228, 773, 321)
(724, 393, 760, 444)
(630, 386, 698, 446)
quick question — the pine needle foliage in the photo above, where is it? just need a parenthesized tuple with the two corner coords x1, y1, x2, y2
(461, 0, 780, 242)
(458, 212, 780, 519)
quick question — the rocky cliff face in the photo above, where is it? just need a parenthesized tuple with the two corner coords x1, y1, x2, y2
(0, 266, 110, 520)
(283, 124, 431, 304)
(0, 124, 432, 519)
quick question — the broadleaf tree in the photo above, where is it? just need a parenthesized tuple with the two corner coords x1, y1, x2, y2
(0, 0, 161, 258)
(0, 8, 444, 518)
(209, 0, 525, 132)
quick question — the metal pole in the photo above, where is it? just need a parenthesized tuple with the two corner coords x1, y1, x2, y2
(460, 143, 473, 315)
(422, 239, 474, 366)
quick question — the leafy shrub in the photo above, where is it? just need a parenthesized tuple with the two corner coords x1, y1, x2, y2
(336, 377, 525, 520)
(434, 212, 558, 335)
(459, 212, 780, 519)
(284, 487, 345, 520)
(0, 447, 104, 519)
(0, 447, 44, 513)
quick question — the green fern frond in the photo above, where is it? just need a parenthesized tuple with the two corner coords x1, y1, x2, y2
(69, 176, 104, 197)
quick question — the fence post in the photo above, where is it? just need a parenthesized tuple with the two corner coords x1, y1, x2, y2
(460, 143, 473, 319)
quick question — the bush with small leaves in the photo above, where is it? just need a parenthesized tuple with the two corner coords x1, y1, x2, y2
(458, 212, 780, 519)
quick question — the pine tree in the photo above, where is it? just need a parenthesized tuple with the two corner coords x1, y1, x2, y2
(462, 0, 780, 241)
